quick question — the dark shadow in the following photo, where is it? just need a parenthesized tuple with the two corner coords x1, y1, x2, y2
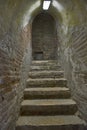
(32, 12, 58, 60)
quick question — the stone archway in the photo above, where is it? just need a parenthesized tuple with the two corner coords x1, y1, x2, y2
(32, 12, 58, 60)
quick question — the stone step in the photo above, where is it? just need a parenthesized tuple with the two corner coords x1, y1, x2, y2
(20, 99, 77, 116)
(29, 71, 64, 79)
(24, 87, 71, 99)
(16, 115, 85, 130)
(27, 78, 67, 88)
(30, 65, 62, 71)
(32, 60, 60, 66)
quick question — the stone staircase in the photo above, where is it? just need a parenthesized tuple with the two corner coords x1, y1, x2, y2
(16, 60, 85, 130)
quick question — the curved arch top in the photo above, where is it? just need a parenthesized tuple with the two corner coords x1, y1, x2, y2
(20, 0, 87, 28)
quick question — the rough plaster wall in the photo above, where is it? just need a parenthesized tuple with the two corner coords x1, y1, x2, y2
(0, 0, 41, 129)
(54, 0, 87, 123)
(0, 0, 87, 130)
(57, 23, 87, 123)
(68, 26, 87, 122)
(0, 25, 32, 130)
(0, 2, 32, 130)
(32, 13, 58, 60)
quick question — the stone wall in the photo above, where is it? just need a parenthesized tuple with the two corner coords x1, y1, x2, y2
(32, 12, 58, 60)
(0, 2, 32, 128)
(0, 0, 41, 130)
(0, 0, 87, 130)
(0, 24, 32, 130)
(57, 24, 87, 123)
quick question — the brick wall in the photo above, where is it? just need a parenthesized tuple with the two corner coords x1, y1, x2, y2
(0, 0, 87, 129)
(0, 22, 32, 130)
(32, 12, 58, 60)
(0, 0, 34, 129)
(57, 24, 87, 123)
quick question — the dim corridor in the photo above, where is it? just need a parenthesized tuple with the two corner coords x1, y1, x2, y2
(16, 60, 85, 130)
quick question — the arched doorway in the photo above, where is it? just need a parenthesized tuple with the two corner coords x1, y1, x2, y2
(32, 12, 58, 60)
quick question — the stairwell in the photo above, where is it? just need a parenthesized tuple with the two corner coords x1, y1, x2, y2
(16, 60, 85, 130)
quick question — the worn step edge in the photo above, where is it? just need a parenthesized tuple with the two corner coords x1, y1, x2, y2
(27, 78, 67, 88)
(32, 60, 59, 64)
(30, 66, 62, 71)
(20, 99, 77, 115)
(21, 99, 76, 106)
(29, 71, 64, 78)
(24, 87, 71, 99)
(27, 78, 67, 81)
(16, 115, 85, 127)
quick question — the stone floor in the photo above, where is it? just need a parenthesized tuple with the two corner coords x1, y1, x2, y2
(16, 60, 85, 130)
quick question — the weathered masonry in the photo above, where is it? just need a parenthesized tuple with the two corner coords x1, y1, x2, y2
(0, 0, 87, 130)
(32, 13, 58, 60)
